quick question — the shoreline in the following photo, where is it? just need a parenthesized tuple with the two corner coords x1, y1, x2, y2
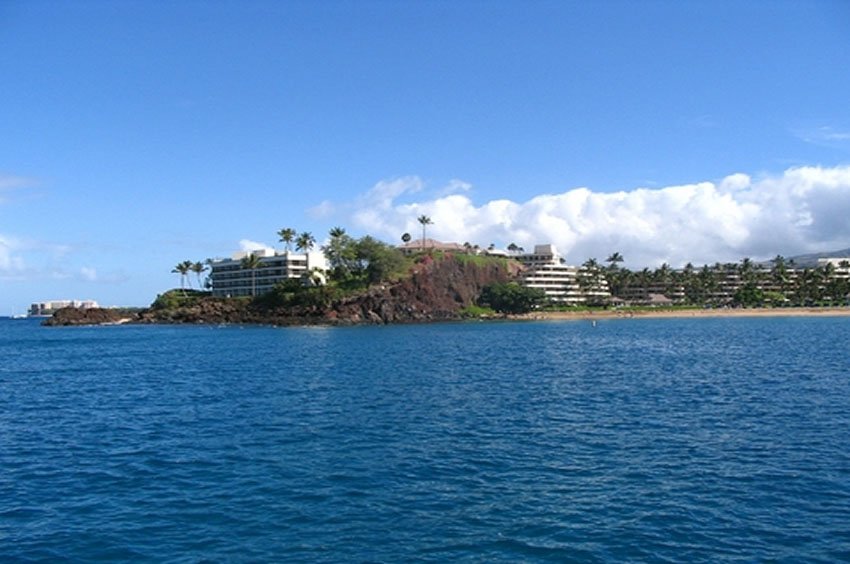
(516, 307, 850, 321)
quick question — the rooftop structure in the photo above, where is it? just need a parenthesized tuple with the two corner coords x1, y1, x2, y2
(397, 238, 467, 255)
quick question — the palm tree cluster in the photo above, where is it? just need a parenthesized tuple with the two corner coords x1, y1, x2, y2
(277, 227, 316, 253)
(322, 226, 407, 287)
(171, 260, 209, 292)
(601, 253, 850, 307)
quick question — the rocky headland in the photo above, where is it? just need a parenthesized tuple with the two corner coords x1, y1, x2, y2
(44, 254, 517, 327)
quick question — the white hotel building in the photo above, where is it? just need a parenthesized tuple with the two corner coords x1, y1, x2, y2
(29, 300, 100, 316)
(516, 244, 610, 305)
(208, 249, 328, 298)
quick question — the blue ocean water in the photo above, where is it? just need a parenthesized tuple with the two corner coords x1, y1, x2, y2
(1, 316, 849, 562)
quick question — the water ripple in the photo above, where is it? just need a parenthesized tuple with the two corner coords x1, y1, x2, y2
(1, 318, 849, 561)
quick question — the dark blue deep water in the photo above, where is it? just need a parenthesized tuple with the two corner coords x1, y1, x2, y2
(2, 316, 850, 562)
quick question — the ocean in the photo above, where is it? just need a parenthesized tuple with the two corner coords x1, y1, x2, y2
(1, 316, 849, 562)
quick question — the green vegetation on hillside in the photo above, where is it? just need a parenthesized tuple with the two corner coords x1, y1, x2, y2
(479, 282, 546, 314)
(243, 227, 413, 309)
(322, 229, 411, 289)
(151, 289, 215, 310)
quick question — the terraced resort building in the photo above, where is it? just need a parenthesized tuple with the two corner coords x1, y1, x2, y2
(515, 244, 611, 305)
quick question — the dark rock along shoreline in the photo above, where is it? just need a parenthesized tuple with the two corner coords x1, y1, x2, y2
(44, 255, 515, 327)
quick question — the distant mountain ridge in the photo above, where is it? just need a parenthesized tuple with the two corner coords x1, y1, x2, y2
(786, 248, 850, 267)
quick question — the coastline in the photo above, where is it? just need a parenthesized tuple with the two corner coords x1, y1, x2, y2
(516, 306, 850, 321)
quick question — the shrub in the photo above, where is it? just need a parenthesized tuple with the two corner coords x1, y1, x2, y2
(478, 282, 547, 314)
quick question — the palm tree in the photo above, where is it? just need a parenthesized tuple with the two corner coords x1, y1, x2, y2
(171, 260, 193, 293)
(324, 227, 352, 281)
(240, 254, 263, 297)
(296, 231, 316, 253)
(191, 261, 207, 290)
(739, 257, 756, 283)
(771, 255, 790, 296)
(417, 214, 432, 250)
(277, 228, 297, 252)
(605, 252, 624, 269)
(579, 258, 603, 301)
(604, 252, 626, 297)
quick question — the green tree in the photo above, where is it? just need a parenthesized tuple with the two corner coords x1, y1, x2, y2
(733, 282, 764, 307)
(604, 252, 626, 297)
(171, 260, 193, 293)
(578, 258, 607, 305)
(323, 227, 356, 282)
(479, 282, 546, 314)
(417, 214, 433, 249)
(278, 228, 297, 252)
(739, 257, 757, 284)
(605, 252, 624, 269)
(296, 231, 316, 253)
(771, 255, 790, 296)
(355, 236, 407, 285)
(240, 253, 263, 297)
(191, 261, 207, 290)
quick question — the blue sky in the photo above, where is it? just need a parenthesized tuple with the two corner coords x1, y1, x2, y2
(2, 1, 850, 312)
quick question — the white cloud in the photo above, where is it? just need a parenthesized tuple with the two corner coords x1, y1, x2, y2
(0, 235, 26, 275)
(436, 178, 473, 197)
(794, 125, 850, 150)
(80, 267, 98, 281)
(0, 174, 38, 204)
(0, 174, 36, 190)
(308, 199, 335, 218)
(334, 166, 850, 267)
(239, 239, 274, 253)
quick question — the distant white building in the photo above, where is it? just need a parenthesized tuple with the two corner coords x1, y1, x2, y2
(29, 300, 99, 316)
(517, 244, 611, 305)
(818, 257, 850, 276)
(208, 248, 328, 297)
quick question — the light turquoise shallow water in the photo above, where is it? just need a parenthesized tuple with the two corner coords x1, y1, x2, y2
(1, 317, 849, 561)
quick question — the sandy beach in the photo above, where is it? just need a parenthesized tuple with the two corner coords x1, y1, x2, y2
(517, 307, 850, 321)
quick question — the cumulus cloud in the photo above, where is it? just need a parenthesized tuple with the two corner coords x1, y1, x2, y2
(436, 178, 473, 197)
(334, 166, 850, 267)
(239, 239, 274, 253)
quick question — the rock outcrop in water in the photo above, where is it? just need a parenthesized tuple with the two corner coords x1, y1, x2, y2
(44, 254, 517, 326)
(46, 307, 141, 326)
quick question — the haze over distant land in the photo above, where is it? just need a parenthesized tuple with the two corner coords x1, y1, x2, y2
(1, 2, 849, 312)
